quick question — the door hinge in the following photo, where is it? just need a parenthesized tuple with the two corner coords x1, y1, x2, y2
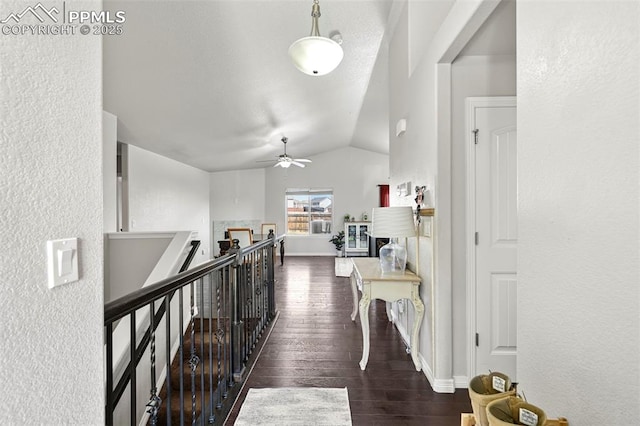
(473, 129, 479, 145)
(475, 232, 479, 245)
(475, 333, 479, 347)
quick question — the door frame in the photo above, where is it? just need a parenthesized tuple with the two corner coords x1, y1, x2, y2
(465, 96, 517, 380)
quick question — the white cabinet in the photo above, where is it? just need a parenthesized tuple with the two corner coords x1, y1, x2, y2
(344, 221, 370, 256)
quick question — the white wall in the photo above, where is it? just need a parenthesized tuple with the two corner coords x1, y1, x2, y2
(0, 0, 104, 421)
(517, 2, 639, 423)
(105, 235, 171, 302)
(450, 54, 516, 379)
(265, 147, 389, 255)
(103, 111, 118, 233)
(209, 168, 266, 255)
(127, 145, 211, 265)
(210, 168, 266, 220)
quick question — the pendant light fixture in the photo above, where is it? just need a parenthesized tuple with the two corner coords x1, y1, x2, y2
(288, 0, 343, 76)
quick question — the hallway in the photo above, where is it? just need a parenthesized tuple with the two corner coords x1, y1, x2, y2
(224, 257, 471, 425)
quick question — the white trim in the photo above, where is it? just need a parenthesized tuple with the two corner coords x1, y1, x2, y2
(465, 96, 517, 381)
(144, 231, 194, 286)
(419, 353, 455, 393)
(454, 375, 469, 389)
(107, 231, 182, 240)
(433, 378, 455, 394)
(421, 354, 435, 387)
(390, 308, 411, 348)
(418, 354, 458, 393)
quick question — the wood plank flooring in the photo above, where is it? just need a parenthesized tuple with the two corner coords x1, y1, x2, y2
(224, 256, 471, 425)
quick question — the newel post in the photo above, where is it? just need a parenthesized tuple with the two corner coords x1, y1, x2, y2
(228, 239, 246, 382)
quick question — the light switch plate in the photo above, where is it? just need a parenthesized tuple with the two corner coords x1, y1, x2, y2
(47, 238, 79, 288)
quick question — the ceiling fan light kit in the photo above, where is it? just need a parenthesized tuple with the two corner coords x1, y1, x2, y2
(260, 137, 312, 169)
(289, 0, 343, 76)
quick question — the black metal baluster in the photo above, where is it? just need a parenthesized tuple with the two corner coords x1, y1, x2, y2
(260, 246, 266, 330)
(230, 240, 245, 382)
(243, 258, 248, 359)
(215, 270, 224, 408)
(146, 301, 162, 426)
(129, 311, 137, 426)
(251, 252, 258, 349)
(164, 295, 172, 425)
(243, 258, 249, 363)
(262, 245, 268, 327)
(208, 272, 215, 423)
(179, 287, 185, 426)
(223, 266, 232, 392)
(267, 232, 276, 318)
(199, 277, 206, 424)
(106, 322, 114, 426)
(189, 282, 199, 425)
(247, 257, 252, 360)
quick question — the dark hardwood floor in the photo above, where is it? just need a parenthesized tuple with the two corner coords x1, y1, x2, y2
(224, 256, 471, 425)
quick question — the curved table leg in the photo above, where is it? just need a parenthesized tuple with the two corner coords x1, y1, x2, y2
(350, 273, 359, 321)
(358, 293, 371, 370)
(410, 294, 425, 371)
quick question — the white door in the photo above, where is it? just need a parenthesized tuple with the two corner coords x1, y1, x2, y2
(468, 97, 517, 380)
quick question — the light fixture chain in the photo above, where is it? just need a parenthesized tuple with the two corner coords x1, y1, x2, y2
(309, 0, 321, 36)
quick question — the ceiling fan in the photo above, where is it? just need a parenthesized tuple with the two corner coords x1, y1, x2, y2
(259, 137, 312, 168)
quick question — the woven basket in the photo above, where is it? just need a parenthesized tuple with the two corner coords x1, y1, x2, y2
(468, 372, 516, 426)
(486, 396, 547, 426)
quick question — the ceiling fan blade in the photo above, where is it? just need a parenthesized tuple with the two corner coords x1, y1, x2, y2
(291, 161, 306, 168)
(273, 162, 283, 168)
(293, 158, 312, 163)
(256, 159, 276, 163)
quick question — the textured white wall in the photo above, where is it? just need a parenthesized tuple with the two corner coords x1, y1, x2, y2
(518, 2, 639, 422)
(210, 168, 266, 221)
(0, 0, 104, 422)
(127, 145, 211, 264)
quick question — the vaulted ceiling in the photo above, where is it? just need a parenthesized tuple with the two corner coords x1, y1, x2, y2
(103, 0, 514, 172)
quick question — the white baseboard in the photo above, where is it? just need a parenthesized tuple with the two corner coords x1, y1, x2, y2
(391, 311, 411, 348)
(417, 353, 455, 393)
(433, 378, 455, 393)
(421, 355, 435, 385)
(390, 311, 455, 394)
(454, 375, 469, 388)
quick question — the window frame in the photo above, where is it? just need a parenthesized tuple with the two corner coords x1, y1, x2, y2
(285, 188, 334, 236)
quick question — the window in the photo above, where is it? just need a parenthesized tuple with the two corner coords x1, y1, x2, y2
(286, 189, 333, 235)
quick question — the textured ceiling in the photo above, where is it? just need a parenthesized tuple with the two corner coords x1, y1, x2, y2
(103, 0, 396, 172)
(103, 0, 515, 172)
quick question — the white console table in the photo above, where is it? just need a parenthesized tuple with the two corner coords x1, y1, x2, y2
(350, 257, 425, 371)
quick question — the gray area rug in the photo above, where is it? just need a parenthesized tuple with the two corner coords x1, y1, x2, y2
(234, 387, 352, 425)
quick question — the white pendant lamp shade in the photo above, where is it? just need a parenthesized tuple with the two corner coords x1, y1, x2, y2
(289, 0, 343, 76)
(289, 36, 343, 76)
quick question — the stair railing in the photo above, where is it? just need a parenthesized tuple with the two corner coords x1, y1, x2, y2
(105, 233, 281, 425)
(108, 240, 201, 414)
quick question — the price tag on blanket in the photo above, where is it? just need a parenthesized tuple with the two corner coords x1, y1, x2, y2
(492, 375, 506, 393)
(519, 408, 539, 426)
